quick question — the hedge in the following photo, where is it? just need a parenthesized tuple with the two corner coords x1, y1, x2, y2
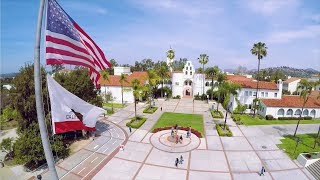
(278, 116, 312, 120)
(266, 115, 275, 120)
(216, 124, 233, 137)
(152, 126, 202, 138)
(143, 106, 158, 114)
(231, 114, 243, 125)
(210, 110, 224, 118)
(126, 116, 147, 129)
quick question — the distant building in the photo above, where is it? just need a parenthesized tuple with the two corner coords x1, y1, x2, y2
(283, 77, 301, 94)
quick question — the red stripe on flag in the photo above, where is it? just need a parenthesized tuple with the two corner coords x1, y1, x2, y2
(54, 120, 96, 134)
(74, 23, 112, 68)
(46, 35, 88, 55)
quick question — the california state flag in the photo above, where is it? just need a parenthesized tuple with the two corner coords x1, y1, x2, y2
(47, 75, 105, 134)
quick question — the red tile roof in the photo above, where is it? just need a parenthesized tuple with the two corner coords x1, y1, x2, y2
(227, 75, 278, 90)
(261, 95, 320, 108)
(100, 72, 148, 87)
(284, 77, 300, 84)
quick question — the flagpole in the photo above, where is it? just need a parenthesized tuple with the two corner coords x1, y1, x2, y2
(34, 0, 59, 179)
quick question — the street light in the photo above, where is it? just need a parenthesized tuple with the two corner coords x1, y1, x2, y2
(224, 104, 231, 130)
(207, 95, 209, 104)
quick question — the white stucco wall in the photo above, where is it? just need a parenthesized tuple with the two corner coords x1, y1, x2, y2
(287, 80, 300, 93)
(172, 73, 184, 97)
(101, 86, 134, 104)
(258, 102, 320, 118)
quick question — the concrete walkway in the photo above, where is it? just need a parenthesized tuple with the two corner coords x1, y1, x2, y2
(92, 99, 317, 180)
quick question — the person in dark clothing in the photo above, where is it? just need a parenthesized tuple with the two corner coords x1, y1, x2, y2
(129, 126, 132, 133)
(179, 135, 183, 143)
(179, 155, 184, 164)
(175, 158, 179, 167)
(259, 166, 266, 176)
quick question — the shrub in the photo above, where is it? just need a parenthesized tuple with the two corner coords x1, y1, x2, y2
(277, 116, 312, 120)
(216, 124, 233, 137)
(126, 116, 147, 129)
(151, 126, 202, 138)
(143, 106, 158, 114)
(172, 95, 181, 99)
(266, 115, 274, 120)
(231, 114, 243, 125)
(210, 110, 224, 118)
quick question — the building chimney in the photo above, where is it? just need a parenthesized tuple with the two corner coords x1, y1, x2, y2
(277, 79, 283, 99)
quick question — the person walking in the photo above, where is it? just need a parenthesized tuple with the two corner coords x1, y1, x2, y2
(259, 166, 266, 176)
(161, 107, 162, 111)
(179, 155, 184, 164)
(179, 135, 183, 144)
(129, 126, 132, 133)
(175, 158, 179, 167)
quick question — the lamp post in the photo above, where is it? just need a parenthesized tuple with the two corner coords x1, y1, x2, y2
(207, 95, 209, 104)
(223, 104, 231, 130)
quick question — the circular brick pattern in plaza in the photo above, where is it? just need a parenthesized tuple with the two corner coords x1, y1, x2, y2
(150, 130, 200, 153)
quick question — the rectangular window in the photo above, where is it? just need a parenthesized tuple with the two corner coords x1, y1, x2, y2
(253, 91, 257, 97)
(185, 71, 188, 75)
(190, 67, 192, 70)
(190, 72, 192, 75)
(186, 67, 188, 70)
(249, 91, 252, 96)
(175, 82, 179, 85)
(261, 92, 264, 97)
(265, 92, 268, 97)
(248, 104, 252, 109)
(274, 93, 277, 97)
(245, 91, 248, 96)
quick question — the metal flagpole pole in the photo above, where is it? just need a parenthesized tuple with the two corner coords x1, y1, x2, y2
(34, 0, 59, 179)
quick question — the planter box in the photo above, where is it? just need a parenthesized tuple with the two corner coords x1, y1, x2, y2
(297, 152, 320, 167)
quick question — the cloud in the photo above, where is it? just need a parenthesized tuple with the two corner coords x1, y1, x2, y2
(266, 25, 320, 44)
(62, 1, 108, 15)
(244, 0, 299, 16)
(132, 0, 223, 18)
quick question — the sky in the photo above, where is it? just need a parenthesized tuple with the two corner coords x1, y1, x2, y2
(1, 0, 320, 74)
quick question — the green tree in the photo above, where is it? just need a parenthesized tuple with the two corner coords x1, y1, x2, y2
(13, 123, 69, 166)
(119, 73, 128, 106)
(215, 72, 227, 111)
(293, 79, 314, 136)
(205, 66, 219, 100)
(0, 137, 14, 154)
(198, 54, 209, 95)
(146, 70, 160, 107)
(172, 58, 187, 71)
(10, 64, 48, 130)
(51, 64, 64, 73)
(166, 48, 175, 71)
(250, 42, 268, 116)
(234, 98, 247, 114)
(54, 67, 103, 107)
(155, 62, 170, 98)
(101, 70, 110, 103)
(131, 79, 141, 119)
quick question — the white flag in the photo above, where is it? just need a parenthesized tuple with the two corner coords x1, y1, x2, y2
(47, 75, 105, 134)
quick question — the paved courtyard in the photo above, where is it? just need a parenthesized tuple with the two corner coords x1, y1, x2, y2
(40, 99, 318, 180)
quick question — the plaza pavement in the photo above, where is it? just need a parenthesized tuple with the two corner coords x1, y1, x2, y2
(37, 99, 318, 180)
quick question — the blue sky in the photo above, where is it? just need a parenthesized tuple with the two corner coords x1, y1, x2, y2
(1, 0, 320, 74)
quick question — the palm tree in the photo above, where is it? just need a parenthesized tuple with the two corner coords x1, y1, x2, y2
(131, 79, 141, 119)
(155, 63, 169, 98)
(215, 72, 227, 111)
(205, 66, 219, 100)
(146, 70, 160, 107)
(215, 81, 241, 129)
(119, 73, 128, 106)
(166, 48, 175, 72)
(251, 42, 267, 116)
(101, 70, 110, 103)
(198, 54, 209, 96)
(293, 79, 314, 136)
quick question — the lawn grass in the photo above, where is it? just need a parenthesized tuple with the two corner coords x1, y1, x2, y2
(277, 134, 320, 159)
(103, 102, 125, 108)
(151, 112, 204, 136)
(232, 114, 320, 126)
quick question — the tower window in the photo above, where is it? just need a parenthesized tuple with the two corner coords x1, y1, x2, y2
(190, 72, 192, 75)
(185, 71, 187, 75)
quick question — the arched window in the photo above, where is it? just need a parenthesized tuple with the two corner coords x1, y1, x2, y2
(303, 109, 309, 116)
(294, 109, 302, 116)
(189, 81, 192, 86)
(310, 109, 316, 118)
(210, 82, 213, 86)
(277, 109, 284, 116)
(286, 109, 293, 116)
(205, 82, 209, 86)
(185, 81, 188, 85)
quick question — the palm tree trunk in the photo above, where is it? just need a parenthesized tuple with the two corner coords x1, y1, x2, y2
(253, 58, 261, 116)
(211, 78, 214, 100)
(216, 94, 220, 111)
(202, 64, 205, 96)
(121, 85, 124, 105)
(135, 98, 137, 118)
(161, 80, 164, 98)
(104, 86, 107, 103)
(294, 106, 304, 137)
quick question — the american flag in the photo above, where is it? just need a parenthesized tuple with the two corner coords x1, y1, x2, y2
(45, 0, 111, 88)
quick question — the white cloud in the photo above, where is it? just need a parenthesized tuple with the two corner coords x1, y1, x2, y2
(244, 0, 299, 16)
(266, 25, 320, 44)
(62, 1, 108, 15)
(133, 0, 223, 18)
